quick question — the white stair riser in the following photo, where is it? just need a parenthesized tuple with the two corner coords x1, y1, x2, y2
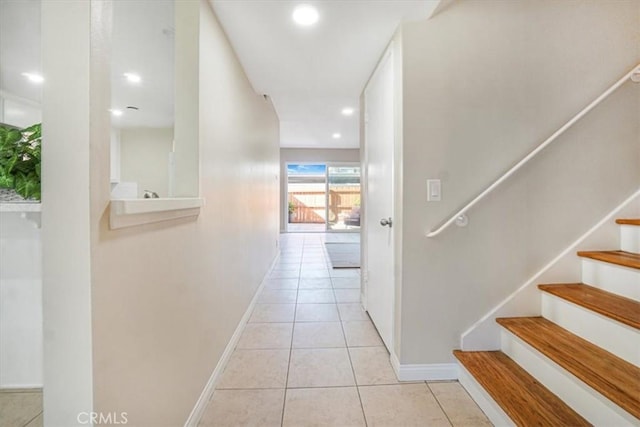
(541, 293, 640, 367)
(457, 365, 515, 427)
(581, 259, 640, 301)
(620, 225, 640, 253)
(501, 330, 637, 426)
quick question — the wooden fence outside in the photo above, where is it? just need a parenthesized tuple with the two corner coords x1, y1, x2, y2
(288, 186, 360, 224)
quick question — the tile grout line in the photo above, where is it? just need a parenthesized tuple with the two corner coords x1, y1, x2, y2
(455, 376, 494, 423)
(335, 282, 370, 427)
(425, 381, 454, 427)
(279, 239, 303, 427)
(217, 384, 383, 391)
(330, 238, 371, 426)
(21, 410, 43, 427)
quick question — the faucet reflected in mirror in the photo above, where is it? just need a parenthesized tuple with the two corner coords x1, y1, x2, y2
(143, 190, 159, 199)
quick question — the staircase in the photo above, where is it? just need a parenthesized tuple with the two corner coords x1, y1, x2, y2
(455, 218, 640, 426)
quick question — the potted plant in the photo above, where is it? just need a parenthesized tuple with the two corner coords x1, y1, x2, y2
(0, 123, 42, 201)
(288, 201, 295, 223)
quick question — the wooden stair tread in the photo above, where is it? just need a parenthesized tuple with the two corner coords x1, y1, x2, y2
(616, 219, 640, 226)
(538, 283, 640, 329)
(497, 317, 640, 418)
(577, 250, 640, 269)
(454, 350, 591, 427)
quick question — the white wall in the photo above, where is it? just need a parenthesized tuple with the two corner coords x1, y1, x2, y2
(41, 1, 95, 424)
(174, 0, 199, 197)
(110, 129, 120, 183)
(397, 0, 640, 364)
(0, 212, 42, 389)
(89, 1, 280, 426)
(280, 148, 360, 231)
(119, 127, 173, 197)
(42, 0, 279, 424)
(0, 94, 42, 128)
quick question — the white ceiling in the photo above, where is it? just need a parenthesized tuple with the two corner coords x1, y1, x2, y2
(1, 0, 441, 146)
(211, 0, 440, 149)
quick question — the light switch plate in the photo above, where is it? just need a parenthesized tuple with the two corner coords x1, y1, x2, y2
(427, 179, 441, 202)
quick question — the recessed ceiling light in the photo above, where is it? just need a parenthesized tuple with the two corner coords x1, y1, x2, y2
(341, 107, 354, 116)
(332, 133, 341, 139)
(123, 72, 141, 84)
(110, 109, 123, 117)
(292, 4, 319, 26)
(21, 72, 44, 84)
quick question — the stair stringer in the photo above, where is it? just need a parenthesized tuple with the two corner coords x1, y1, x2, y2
(460, 188, 640, 351)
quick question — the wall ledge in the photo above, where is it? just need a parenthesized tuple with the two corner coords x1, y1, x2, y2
(0, 202, 41, 213)
(109, 198, 204, 229)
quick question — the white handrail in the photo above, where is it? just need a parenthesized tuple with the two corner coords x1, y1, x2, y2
(426, 63, 640, 238)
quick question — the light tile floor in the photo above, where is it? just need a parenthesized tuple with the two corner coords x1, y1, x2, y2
(0, 389, 43, 427)
(200, 233, 492, 427)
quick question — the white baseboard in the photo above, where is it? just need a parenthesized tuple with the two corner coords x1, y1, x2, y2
(0, 384, 43, 390)
(390, 352, 459, 381)
(184, 252, 280, 427)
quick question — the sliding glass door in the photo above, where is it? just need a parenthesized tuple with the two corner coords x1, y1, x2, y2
(286, 162, 360, 232)
(327, 165, 361, 231)
(287, 164, 327, 232)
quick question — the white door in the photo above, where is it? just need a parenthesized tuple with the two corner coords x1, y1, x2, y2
(364, 48, 395, 351)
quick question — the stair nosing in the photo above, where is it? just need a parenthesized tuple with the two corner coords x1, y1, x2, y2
(616, 219, 640, 226)
(577, 250, 640, 270)
(454, 350, 591, 427)
(496, 316, 640, 419)
(538, 283, 640, 330)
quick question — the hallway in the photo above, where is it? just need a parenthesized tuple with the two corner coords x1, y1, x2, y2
(198, 233, 490, 426)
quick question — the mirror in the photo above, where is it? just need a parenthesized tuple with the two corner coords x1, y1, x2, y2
(110, 0, 175, 199)
(0, 0, 42, 128)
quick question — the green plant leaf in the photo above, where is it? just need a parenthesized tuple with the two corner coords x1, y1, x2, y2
(14, 172, 40, 199)
(0, 127, 22, 147)
(0, 123, 42, 200)
(0, 175, 14, 189)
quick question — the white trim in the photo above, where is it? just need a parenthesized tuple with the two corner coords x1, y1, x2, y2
(0, 203, 41, 213)
(109, 198, 204, 229)
(620, 224, 640, 253)
(541, 293, 640, 366)
(501, 330, 637, 426)
(390, 352, 458, 381)
(461, 188, 640, 350)
(0, 384, 43, 390)
(111, 197, 204, 215)
(183, 252, 280, 427)
(582, 259, 640, 301)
